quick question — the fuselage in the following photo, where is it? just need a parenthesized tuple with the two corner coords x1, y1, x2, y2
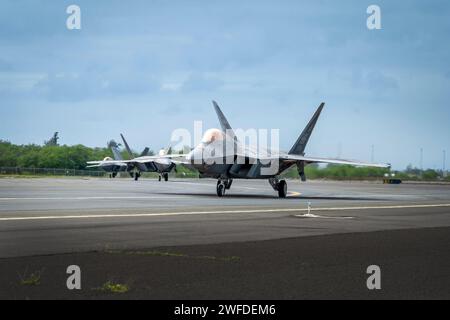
(98, 157, 128, 173)
(184, 128, 293, 179)
(132, 156, 176, 174)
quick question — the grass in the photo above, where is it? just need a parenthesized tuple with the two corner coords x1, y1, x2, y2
(105, 249, 187, 257)
(95, 281, 129, 294)
(105, 249, 240, 262)
(197, 255, 241, 262)
(19, 270, 43, 286)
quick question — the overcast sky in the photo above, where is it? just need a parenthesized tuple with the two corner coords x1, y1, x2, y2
(1, 0, 449, 169)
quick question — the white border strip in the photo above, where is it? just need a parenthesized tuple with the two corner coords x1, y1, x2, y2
(0, 203, 449, 221)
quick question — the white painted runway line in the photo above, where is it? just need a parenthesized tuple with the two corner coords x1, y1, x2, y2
(0, 203, 449, 222)
(294, 213, 354, 219)
(0, 196, 188, 201)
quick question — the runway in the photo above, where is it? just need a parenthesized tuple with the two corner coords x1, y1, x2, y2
(1, 177, 450, 299)
(1, 177, 450, 257)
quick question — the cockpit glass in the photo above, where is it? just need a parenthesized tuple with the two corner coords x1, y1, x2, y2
(201, 129, 224, 145)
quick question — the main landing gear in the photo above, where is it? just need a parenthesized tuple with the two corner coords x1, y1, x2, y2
(216, 178, 233, 197)
(109, 172, 117, 179)
(158, 173, 169, 182)
(269, 177, 287, 198)
(129, 171, 141, 181)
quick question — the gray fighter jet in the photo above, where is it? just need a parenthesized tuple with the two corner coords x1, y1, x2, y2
(87, 135, 177, 181)
(86, 140, 127, 178)
(176, 101, 390, 197)
(119, 133, 175, 181)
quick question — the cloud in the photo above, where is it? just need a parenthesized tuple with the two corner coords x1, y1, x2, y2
(0, 0, 449, 169)
(351, 69, 399, 94)
(31, 71, 160, 102)
(0, 59, 13, 71)
(365, 71, 399, 91)
(181, 73, 224, 92)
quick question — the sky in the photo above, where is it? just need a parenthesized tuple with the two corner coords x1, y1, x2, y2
(1, 0, 449, 170)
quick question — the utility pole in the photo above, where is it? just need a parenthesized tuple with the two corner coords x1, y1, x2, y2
(420, 147, 423, 171)
(444, 150, 447, 177)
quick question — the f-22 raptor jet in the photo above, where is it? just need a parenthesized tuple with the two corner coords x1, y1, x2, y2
(119, 134, 175, 181)
(176, 101, 390, 197)
(86, 140, 129, 178)
(87, 135, 176, 181)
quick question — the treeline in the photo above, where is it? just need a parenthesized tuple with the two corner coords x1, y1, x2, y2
(0, 140, 113, 170)
(281, 163, 449, 181)
(0, 140, 447, 181)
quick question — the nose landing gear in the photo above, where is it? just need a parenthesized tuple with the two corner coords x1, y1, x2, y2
(216, 178, 233, 197)
(158, 173, 169, 181)
(269, 177, 287, 198)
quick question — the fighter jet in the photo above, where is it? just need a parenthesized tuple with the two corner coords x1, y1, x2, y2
(86, 140, 127, 178)
(119, 133, 176, 181)
(87, 135, 177, 181)
(175, 101, 390, 197)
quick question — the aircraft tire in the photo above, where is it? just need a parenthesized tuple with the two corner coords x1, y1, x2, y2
(216, 182, 225, 197)
(278, 180, 287, 198)
(164, 173, 169, 181)
(158, 175, 161, 181)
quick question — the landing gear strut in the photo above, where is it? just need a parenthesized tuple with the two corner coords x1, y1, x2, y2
(216, 178, 232, 197)
(159, 173, 169, 181)
(269, 177, 287, 198)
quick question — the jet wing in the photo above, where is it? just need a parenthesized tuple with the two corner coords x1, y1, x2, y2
(86, 160, 128, 166)
(86, 161, 102, 165)
(130, 154, 187, 163)
(231, 147, 389, 168)
(87, 154, 187, 165)
(279, 154, 390, 168)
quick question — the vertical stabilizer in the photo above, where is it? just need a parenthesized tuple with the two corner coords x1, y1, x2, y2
(288, 103, 324, 155)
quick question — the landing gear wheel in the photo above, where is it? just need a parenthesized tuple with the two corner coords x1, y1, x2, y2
(158, 175, 162, 181)
(112, 172, 117, 178)
(225, 179, 233, 190)
(164, 173, 169, 181)
(134, 172, 140, 181)
(278, 180, 287, 198)
(216, 181, 226, 197)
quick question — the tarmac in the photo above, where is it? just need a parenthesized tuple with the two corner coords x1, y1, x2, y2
(0, 177, 449, 299)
